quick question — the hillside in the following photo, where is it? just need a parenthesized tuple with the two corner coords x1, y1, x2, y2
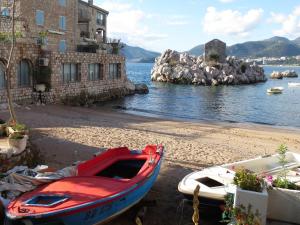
(188, 36, 300, 58)
(121, 44, 160, 63)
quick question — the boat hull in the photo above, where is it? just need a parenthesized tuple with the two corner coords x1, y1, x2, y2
(6, 157, 162, 225)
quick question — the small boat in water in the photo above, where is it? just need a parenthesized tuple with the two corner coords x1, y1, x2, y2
(6, 145, 164, 225)
(267, 87, 284, 94)
(288, 82, 300, 87)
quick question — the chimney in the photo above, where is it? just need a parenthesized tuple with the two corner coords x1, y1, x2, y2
(88, 0, 93, 5)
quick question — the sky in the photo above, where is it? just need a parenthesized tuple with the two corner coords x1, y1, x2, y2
(91, 0, 300, 52)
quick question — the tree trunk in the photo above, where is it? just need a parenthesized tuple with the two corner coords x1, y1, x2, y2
(5, 0, 17, 123)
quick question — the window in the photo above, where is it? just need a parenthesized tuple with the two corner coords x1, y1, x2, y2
(59, 40, 66, 52)
(58, 0, 66, 6)
(88, 64, 103, 81)
(36, 10, 44, 26)
(0, 62, 5, 89)
(109, 63, 121, 80)
(18, 60, 31, 87)
(1, 7, 10, 17)
(96, 12, 104, 26)
(61, 64, 80, 83)
(59, 16, 66, 30)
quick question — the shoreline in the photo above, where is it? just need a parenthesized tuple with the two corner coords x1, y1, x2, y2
(112, 107, 300, 134)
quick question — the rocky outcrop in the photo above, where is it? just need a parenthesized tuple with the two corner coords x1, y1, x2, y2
(151, 49, 267, 85)
(125, 80, 149, 95)
(270, 71, 283, 79)
(135, 83, 149, 94)
(282, 70, 298, 78)
(270, 70, 298, 79)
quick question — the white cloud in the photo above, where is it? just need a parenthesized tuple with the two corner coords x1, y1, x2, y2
(203, 7, 263, 36)
(166, 15, 190, 26)
(95, 1, 167, 49)
(219, 0, 235, 3)
(271, 6, 300, 38)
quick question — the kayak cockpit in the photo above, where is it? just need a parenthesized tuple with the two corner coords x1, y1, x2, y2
(96, 159, 147, 180)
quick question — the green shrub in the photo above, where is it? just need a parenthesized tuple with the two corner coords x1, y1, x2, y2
(208, 53, 220, 62)
(12, 123, 27, 132)
(233, 168, 264, 192)
(240, 63, 247, 73)
(9, 132, 24, 140)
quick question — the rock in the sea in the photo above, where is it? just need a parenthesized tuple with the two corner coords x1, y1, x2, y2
(135, 83, 149, 94)
(151, 50, 267, 86)
(270, 70, 298, 79)
(282, 70, 298, 78)
(125, 80, 136, 95)
(270, 71, 283, 79)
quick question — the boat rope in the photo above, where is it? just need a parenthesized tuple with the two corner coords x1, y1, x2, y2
(192, 185, 200, 225)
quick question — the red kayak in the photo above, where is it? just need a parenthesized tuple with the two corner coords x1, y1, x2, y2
(6, 145, 164, 225)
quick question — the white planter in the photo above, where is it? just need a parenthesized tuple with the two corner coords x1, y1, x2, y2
(268, 187, 300, 224)
(8, 135, 28, 155)
(35, 84, 46, 92)
(234, 187, 268, 225)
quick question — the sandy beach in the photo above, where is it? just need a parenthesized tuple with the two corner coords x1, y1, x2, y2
(1, 104, 300, 225)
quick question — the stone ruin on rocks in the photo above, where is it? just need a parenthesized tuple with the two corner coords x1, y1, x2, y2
(151, 40, 267, 86)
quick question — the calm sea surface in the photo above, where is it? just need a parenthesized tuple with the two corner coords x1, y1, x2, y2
(106, 63, 300, 128)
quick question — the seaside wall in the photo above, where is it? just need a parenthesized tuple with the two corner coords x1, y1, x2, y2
(0, 43, 128, 104)
(50, 52, 127, 101)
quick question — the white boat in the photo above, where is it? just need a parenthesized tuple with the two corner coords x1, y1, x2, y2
(267, 87, 284, 94)
(288, 82, 300, 87)
(178, 152, 300, 224)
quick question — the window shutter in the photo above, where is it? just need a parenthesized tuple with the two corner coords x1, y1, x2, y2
(36, 10, 44, 26)
(59, 40, 66, 52)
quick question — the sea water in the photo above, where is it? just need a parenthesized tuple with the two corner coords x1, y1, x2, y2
(107, 63, 300, 128)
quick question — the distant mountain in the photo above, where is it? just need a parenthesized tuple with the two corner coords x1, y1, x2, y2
(121, 44, 160, 63)
(187, 36, 300, 58)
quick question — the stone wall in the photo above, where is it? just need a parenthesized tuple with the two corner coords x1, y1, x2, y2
(0, 43, 127, 104)
(0, 43, 39, 103)
(204, 39, 226, 63)
(50, 52, 126, 101)
(18, 0, 78, 52)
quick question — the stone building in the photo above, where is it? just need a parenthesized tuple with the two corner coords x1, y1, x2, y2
(0, 0, 127, 104)
(204, 39, 226, 63)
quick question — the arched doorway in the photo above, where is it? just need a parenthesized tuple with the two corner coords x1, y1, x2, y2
(18, 59, 32, 87)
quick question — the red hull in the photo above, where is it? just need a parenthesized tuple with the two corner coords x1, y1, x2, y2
(7, 145, 163, 219)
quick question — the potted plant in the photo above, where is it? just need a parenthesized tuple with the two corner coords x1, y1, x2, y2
(266, 145, 300, 224)
(233, 169, 268, 225)
(8, 132, 28, 153)
(6, 122, 28, 136)
(0, 119, 6, 137)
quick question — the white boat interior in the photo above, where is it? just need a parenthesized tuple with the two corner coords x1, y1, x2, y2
(267, 87, 284, 94)
(178, 152, 300, 201)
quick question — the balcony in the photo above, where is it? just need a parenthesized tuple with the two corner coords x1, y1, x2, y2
(78, 11, 91, 23)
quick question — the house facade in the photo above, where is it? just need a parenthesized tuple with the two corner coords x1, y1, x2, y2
(0, 0, 127, 104)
